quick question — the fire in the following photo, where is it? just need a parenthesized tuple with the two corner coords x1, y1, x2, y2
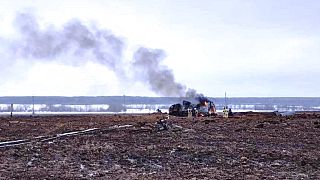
(203, 101, 208, 107)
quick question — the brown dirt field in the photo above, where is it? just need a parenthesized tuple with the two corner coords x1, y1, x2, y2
(0, 113, 319, 179)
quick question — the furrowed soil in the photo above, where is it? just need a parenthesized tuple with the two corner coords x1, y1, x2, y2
(0, 113, 319, 179)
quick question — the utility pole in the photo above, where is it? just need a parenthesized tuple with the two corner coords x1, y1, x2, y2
(32, 96, 35, 116)
(123, 94, 126, 113)
(224, 91, 227, 107)
(10, 104, 13, 117)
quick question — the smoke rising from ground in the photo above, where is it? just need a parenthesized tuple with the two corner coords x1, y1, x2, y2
(12, 13, 124, 70)
(2, 12, 203, 97)
(132, 48, 204, 97)
(133, 48, 185, 96)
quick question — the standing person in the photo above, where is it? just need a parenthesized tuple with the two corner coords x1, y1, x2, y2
(223, 106, 229, 118)
(228, 108, 233, 117)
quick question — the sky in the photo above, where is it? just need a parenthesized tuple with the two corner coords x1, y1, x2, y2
(0, 0, 319, 97)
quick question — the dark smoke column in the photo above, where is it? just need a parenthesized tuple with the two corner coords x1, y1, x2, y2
(132, 47, 187, 97)
(5, 12, 205, 97)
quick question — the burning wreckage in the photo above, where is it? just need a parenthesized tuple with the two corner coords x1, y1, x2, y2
(169, 97, 216, 117)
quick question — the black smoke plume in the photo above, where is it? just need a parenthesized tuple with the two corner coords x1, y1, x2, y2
(3, 12, 204, 97)
(196, 96, 210, 104)
(132, 47, 188, 96)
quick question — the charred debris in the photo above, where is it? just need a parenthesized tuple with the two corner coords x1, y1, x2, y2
(169, 97, 216, 117)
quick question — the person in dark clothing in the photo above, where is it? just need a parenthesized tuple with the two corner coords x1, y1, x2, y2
(228, 108, 233, 117)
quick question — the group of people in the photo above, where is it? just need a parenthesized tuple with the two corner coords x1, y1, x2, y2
(223, 106, 233, 118)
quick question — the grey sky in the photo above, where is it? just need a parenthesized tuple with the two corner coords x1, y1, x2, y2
(0, 0, 319, 97)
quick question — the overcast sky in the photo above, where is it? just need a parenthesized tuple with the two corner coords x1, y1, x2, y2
(0, 0, 319, 97)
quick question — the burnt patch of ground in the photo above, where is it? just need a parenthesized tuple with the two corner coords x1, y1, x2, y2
(0, 113, 319, 179)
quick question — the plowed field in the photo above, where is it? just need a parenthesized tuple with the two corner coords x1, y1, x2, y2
(0, 113, 319, 179)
